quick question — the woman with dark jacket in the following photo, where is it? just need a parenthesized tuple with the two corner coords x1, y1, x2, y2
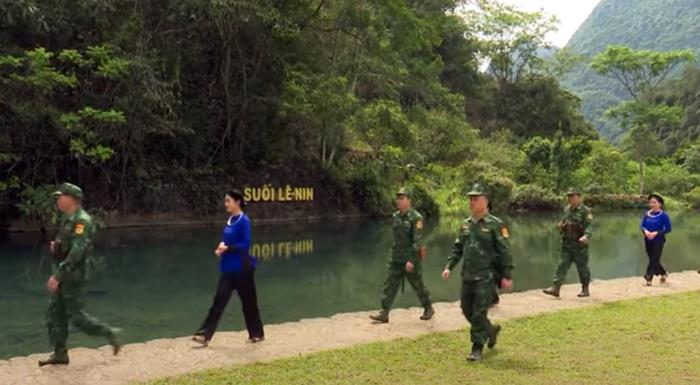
(640, 193, 672, 286)
(193, 189, 264, 346)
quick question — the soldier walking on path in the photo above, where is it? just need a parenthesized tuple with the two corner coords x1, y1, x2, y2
(442, 183, 514, 362)
(543, 188, 593, 298)
(39, 183, 121, 367)
(370, 188, 434, 323)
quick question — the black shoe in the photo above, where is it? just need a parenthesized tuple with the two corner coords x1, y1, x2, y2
(39, 352, 69, 367)
(369, 310, 389, 323)
(487, 325, 501, 349)
(543, 286, 560, 298)
(466, 345, 483, 362)
(577, 285, 590, 298)
(420, 306, 435, 321)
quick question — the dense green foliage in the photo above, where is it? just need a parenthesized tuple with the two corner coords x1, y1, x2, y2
(0, 0, 596, 221)
(562, 0, 700, 143)
(2, 0, 700, 224)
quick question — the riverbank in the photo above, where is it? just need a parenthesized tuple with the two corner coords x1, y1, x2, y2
(2, 191, 665, 233)
(2, 270, 699, 385)
(3, 212, 373, 233)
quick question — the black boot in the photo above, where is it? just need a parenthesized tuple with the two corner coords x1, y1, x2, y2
(487, 325, 502, 349)
(369, 310, 389, 323)
(39, 349, 69, 367)
(543, 286, 560, 298)
(466, 345, 483, 362)
(108, 328, 122, 355)
(420, 306, 435, 321)
(577, 284, 590, 298)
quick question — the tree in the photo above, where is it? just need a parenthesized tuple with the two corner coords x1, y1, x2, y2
(0, 45, 128, 200)
(282, 72, 358, 169)
(576, 141, 631, 193)
(462, 0, 558, 86)
(591, 45, 696, 194)
(520, 133, 591, 193)
(591, 45, 696, 101)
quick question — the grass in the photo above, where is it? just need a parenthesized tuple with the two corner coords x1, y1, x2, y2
(144, 292, 700, 385)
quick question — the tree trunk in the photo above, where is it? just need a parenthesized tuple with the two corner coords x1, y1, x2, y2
(638, 159, 644, 195)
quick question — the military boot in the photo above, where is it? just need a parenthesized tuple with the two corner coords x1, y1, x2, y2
(577, 285, 590, 298)
(466, 345, 483, 362)
(420, 306, 435, 321)
(39, 350, 69, 367)
(487, 324, 502, 349)
(369, 310, 389, 323)
(543, 286, 560, 298)
(108, 328, 123, 355)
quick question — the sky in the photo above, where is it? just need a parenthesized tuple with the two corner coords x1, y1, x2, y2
(499, 0, 602, 47)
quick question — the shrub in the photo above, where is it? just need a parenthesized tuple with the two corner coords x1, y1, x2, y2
(510, 184, 560, 211)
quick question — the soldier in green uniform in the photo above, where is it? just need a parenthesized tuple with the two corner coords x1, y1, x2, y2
(442, 183, 514, 362)
(543, 188, 593, 298)
(370, 188, 434, 323)
(39, 183, 121, 366)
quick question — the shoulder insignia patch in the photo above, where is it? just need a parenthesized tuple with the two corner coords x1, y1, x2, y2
(74, 223, 85, 235)
(416, 220, 423, 230)
(587, 213, 593, 221)
(500, 226, 510, 239)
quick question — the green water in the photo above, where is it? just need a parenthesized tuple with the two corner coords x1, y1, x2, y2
(1, 212, 699, 360)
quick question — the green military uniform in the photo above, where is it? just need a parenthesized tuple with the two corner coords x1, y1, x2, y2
(41, 183, 119, 366)
(544, 188, 593, 298)
(445, 184, 514, 361)
(371, 188, 432, 322)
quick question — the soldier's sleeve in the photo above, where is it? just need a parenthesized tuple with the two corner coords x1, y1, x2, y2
(410, 213, 424, 264)
(494, 222, 514, 280)
(583, 208, 593, 239)
(54, 219, 91, 281)
(445, 225, 465, 271)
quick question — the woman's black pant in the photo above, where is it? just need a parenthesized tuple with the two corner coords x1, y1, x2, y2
(644, 240, 667, 280)
(198, 269, 264, 340)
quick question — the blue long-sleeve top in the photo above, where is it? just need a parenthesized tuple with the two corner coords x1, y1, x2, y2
(640, 210, 672, 243)
(219, 213, 255, 273)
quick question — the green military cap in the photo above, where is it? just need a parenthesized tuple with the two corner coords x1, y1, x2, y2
(52, 182, 84, 200)
(565, 187, 581, 196)
(467, 183, 487, 196)
(396, 187, 412, 198)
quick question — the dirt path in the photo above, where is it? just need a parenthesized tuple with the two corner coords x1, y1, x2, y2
(2, 270, 699, 385)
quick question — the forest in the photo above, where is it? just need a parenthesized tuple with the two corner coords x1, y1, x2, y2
(2, 0, 700, 227)
(562, 0, 700, 142)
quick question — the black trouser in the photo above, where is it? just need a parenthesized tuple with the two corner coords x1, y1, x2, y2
(644, 240, 667, 280)
(198, 270, 264, 340)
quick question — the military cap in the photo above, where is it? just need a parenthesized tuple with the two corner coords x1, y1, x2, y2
(396, 187, 412, 198)
(51, 182, 84, 200)
(467, 183, 488, 196)
(565, 187, 581, 196)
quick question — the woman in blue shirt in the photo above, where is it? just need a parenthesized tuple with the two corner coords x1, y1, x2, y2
(640, 193, 672, 286)
(193, 189, 264, 346)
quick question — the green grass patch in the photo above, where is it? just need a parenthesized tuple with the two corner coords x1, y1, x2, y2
(145, 292, 700, 385)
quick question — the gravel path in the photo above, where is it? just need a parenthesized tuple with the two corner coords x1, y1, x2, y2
(2, 270, 699, 385)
